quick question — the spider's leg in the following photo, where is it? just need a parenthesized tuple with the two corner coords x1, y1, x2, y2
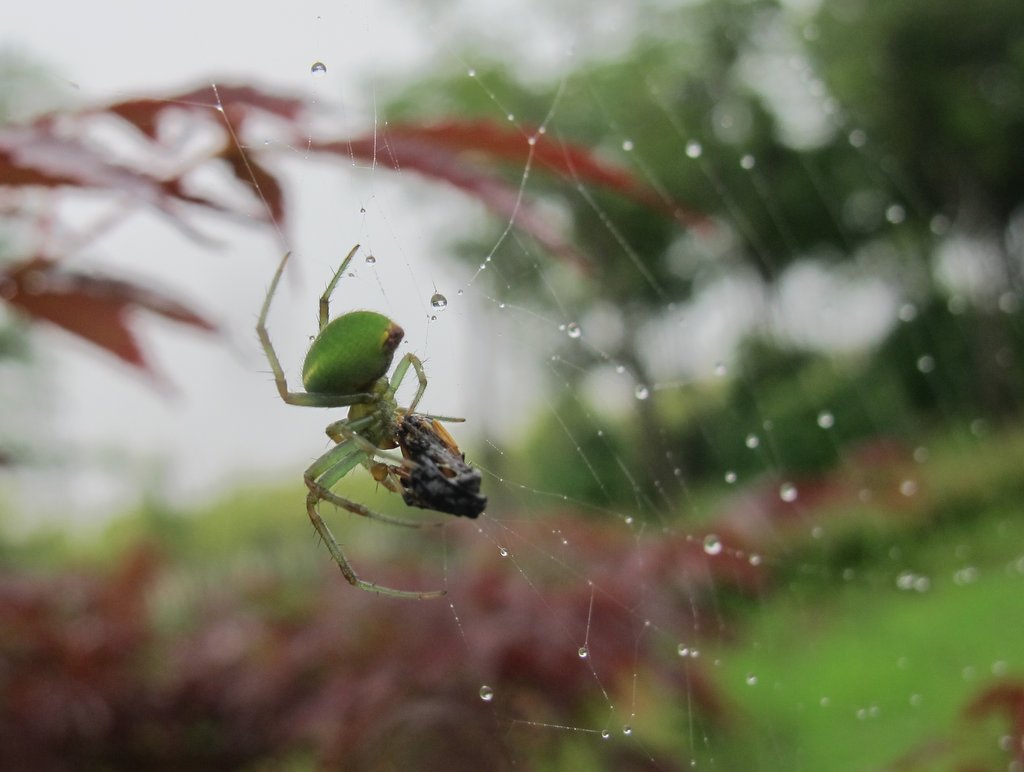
(304, 491, 444, 600)
(257, 251, 374, 408)
(302, 443, 445, 599)
(305, 441, 425, 528)
(390, 353, 428, 414)
(318, 244, 361, 331)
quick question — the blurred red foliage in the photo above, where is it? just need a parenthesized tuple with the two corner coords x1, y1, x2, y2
(0, 512, 766, 771)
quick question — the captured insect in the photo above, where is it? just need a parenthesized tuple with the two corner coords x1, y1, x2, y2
(256, 245, 486, 599)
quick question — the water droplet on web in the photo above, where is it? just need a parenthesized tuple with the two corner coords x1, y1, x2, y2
(745, 673, 759, 686)
(685, 140, 703, 158)
(885, 204, 906, 224)
(677, 644, 689, 657)
(916, 354, 935, 373)
(601, 729, 611, 740)
(527, 135, 537, 146)
(740, 154, 756, 170)
(848, 128, 867, 147)
(817, 410, 835, 429)
(898, 303, 917, 322)
(498, 546, 509, 557)
(430, 292, 448, 310)
(566, 322, 582, 339)
(634, 384, 650, 400)
(467, 67, 477, 77)
(724, 470, 737, 484)
(900, 479, 918, 497)
(621, 139, 635, 152)
(703, 534, 723, 555)
(310, 61, 327, 76)
(479, 685, 494, 701)
(456, 289, 464, 296)
(745, 433, 760, 449)
(779, 482, 798, 502)
(749, 553, 763, 566)
(364, 254, 376, 264)
(578, 646, 589, 659)
(622, 725, 633, 735)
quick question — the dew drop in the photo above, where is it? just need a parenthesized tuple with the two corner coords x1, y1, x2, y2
(467, 67, 477, 77)
(749, 553, 763, 566)
(498, 546, 509, 557)
(817, 411, 835, 429)
(886, 204, 906, 224)
(578, 646, 589, 659)
(848, 128, 867, 147)
(898, 303, 917, 322)
(779, 482, 798, 503)
(703, 534, 723, 556)
(899, 479, 918, 497)
(745, 673, 759, 686)
(566, 322, 582, 339)
(685, 140, 703, 158)
(724, 470, 738, 484)
(601, 729, 612, 740)
(622, 139, 635, 152)
(430, 292, 448, 310)
(745, 433, 760, 449)
(622, 725, 633, 736)
(479, 684, 494, 701)
(740, 154, 756, 170)
(310, 61, 327, 76)
(916, 354, 935, 373)
(634, 384, 650, 400)
(456, 289, 464, 296)
(677, 644, 690, 657)
(364, 254, 377, 265)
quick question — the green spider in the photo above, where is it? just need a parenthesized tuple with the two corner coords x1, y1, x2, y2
(256, 244, 485, 600)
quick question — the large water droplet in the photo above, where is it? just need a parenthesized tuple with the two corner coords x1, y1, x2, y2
(311, 61, 327, 76)
(430, 292, 448, 310)
(703, 534, 723, 555)
(479, 685, 494, 701)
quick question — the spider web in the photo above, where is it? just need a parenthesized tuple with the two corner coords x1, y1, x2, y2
(4, 1, 1024, 769)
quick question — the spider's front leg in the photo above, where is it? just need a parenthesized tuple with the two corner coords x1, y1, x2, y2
(302, 441, 446, 600)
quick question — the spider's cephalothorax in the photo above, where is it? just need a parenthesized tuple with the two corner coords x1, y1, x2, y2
(256, 245, 486, 600)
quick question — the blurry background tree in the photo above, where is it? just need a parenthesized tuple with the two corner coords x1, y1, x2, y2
(385, 0, 1024, 505)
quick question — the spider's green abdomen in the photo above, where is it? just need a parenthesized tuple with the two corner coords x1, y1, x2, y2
(302, 311, 403, 394)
